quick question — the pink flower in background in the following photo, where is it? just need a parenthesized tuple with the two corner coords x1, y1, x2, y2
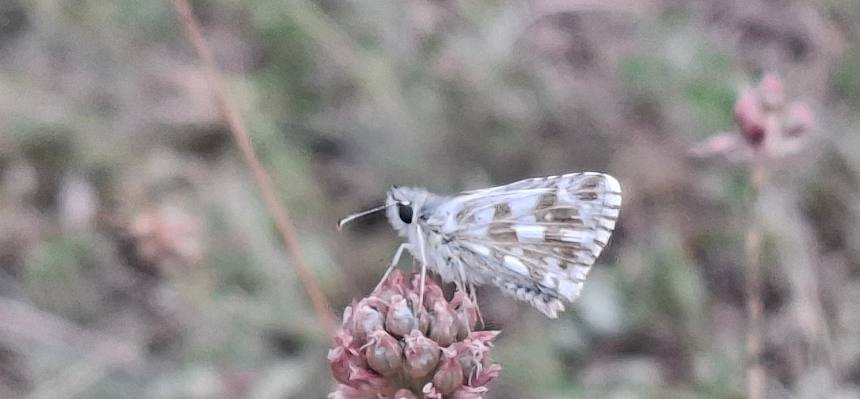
(328, 270, 500, 398)
(130, 204, 203, 269)
(690, 73, 816, 161)
(734, 87, 767, 147)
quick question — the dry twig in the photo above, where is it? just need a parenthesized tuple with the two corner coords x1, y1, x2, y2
(745, 162, 767, 399)
(171, 0, 336, 335)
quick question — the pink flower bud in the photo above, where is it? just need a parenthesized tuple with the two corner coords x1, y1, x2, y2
(403, 329, 441, 379)
(341, 305, 355, 329)
(450, 385, 490, 399)
(469, 330, 501, 345)
(364, 330, 403, 376)
(328, 383, 380, 399)
(393, 389, 419, 399)
(456, 331, 499, 382)
(327, 346, 354, 385)
(784, 101, 815, 137)
(411, 273, 445, 307)
(451, 291, 478, 339)
(352, 299, 385, 342)
(417, 302, 431, 335)
(688, 133, 751, 161)
(374, 271, 406, 302)
(385, 295, 416, 337)
(758, 73, 784, 110)
(422, 383, 444, 399)
(429, 299, 458, 347)
(334, 328, 358, 355)
(734, 87, 766, 147)
(347, 365, 389, 391)
(451, 342, 471, 372)
(471, 363, 501, 386)
(432, 347, 464, 394)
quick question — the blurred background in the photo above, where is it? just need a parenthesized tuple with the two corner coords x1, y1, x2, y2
(1, 0, 859, 398)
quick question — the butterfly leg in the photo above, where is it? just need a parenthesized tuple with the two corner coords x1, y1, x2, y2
(454, 262, 467, 294)
(469, 282, 486, 329)
(373, 243, 410, 293)
(454, 262, 481, 332)
(452, 275, 472, 334)
(416, 224, 430, 311)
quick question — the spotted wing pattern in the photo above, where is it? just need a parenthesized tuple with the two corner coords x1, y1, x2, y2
(444, 172, 621, 317)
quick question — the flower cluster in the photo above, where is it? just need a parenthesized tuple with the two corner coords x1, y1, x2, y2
(328, 270, 501, 398)
(690, 73, 815, 160)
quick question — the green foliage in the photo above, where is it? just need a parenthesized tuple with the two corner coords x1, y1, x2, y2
(649, 244, 706, 325)
(23, 238, 100, 322)
(684, 76, 736, 137)
(621, 55, 675, 90)
(495, 324, 567, 395)
(832, 52, 860, 107)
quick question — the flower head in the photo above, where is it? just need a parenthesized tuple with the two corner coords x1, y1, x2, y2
(691, 73, 816, 161)
(328, 270, 501, 398)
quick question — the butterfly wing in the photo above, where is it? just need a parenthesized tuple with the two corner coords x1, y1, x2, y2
(439, 172, 621, 317)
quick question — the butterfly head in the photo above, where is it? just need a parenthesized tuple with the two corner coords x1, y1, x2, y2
(385, 186, 429, 237)
(336, 185, 431, 232)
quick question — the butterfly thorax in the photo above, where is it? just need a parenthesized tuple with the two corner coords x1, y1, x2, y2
(385, 186, 465, 283)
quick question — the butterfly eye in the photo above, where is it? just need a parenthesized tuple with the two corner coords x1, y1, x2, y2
(397, 202, 413, 224)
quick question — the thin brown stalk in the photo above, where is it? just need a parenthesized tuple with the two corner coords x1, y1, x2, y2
(745, 160, 767, 399)
(171, 0, 336, 335)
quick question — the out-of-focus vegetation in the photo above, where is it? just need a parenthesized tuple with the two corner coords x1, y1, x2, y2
(0, 1, 859, 398)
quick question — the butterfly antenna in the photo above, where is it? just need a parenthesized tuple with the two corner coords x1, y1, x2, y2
(336, 203, 391, 230)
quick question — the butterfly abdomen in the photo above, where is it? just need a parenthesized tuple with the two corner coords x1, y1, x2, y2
(493, 277, 566, 318)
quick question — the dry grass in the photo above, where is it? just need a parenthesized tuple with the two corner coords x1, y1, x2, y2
(0, 0, 858, 398)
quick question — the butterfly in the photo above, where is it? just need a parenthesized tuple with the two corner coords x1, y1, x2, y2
(338, 172, 621, 318)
